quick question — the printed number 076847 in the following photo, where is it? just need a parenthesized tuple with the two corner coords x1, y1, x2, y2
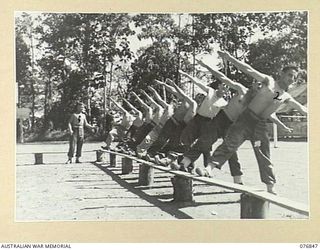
(300, 244, 318, 248)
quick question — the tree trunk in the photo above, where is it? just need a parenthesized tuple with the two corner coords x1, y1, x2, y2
(31, 81, 35, 130)
(43, 79, 49, 129)
(108, 61, 114, 108)
(103, 55, 108, 132)
(29, 19, 36, 130)
(83, 20, 91, 123)
(48, 80, 52, 113)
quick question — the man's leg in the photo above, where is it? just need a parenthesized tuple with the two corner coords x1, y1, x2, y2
(251, 122, 276, 193)
(102, 128, 117, 150)
(131, 123, 154, 150)
(228, 152, 243, 184)
(76, 135, 84, 163)
(216, 112, 244, 184)
(203, 151, 211, 167)
(180, 116, 201, 147)
(125, 125, 136, 139)
(180, 118, 218, 170)
(147, 119, 176, 157)
(154, 121, 188, 166)
(117, 126, 127, 144)
(128, 123, 147, 149)
(198, 116, 249, 177)
(181, 111, 232, 172)
(136, 127, 161, 155)
(67, 133, 76, 163)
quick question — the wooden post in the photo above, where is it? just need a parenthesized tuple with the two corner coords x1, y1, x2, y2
(240, 193, 269, 219)
(138, 164, 154, 186)
(110, 153, 116, 167)
(34, 153, 43, 165)
(171, 176, 194, 203)
(18, 119, 24, 143)
(96, 150, 108, 162)
(122, 157, 133, 174)
(273, 123, 278, 148)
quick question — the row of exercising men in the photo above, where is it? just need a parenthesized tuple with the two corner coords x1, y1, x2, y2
(101, 51, 307, 194)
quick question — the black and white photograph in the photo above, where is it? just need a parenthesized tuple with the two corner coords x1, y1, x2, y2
(15, 11, 308, 221)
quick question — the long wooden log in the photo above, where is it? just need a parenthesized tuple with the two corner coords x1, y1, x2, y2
(99, 149, 309, 217)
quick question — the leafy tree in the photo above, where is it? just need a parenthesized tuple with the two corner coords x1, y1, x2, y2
(247, 12, 307, 81)
(15, 13, 40, 128)
(15, 11, 308, 141)
(34, 13, 135, 130)
(133, 14, 178, 43)
(15, 32, 31, 87)
(190, 12, 307, 87)
(130, 14, 195, 96)
(130, 42, 178, 90)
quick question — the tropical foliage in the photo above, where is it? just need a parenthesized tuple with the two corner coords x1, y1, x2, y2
(15, 11, 307, 141)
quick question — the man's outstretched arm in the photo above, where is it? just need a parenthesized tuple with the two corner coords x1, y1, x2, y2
(110, 98, 129, 115)
(122, 98, 142, 116)
(287, 97, 308, 115)
(148, 86, 169, 109)
(179, 70, 210, 93)
(269, 113, 293, 133)
(167, 79, 194, 105)
(141, 90, 163, 111)
(131, 92, 153, 115)
(154, 79, 178, 96)
(196, 59, 247, 95)
(218, 51, 271, 84)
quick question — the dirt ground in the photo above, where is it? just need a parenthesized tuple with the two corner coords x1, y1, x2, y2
(16, 140, 308, 221)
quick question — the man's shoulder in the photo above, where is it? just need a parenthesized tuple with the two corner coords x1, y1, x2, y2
(206, 87, 215, 98)
(263, 76, 275, 87)
(282, 92, 293, 102)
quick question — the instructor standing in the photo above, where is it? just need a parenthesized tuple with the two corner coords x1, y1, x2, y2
(66, 102, 95, 164)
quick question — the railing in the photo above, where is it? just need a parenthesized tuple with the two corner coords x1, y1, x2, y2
(271, 115, 308, 148)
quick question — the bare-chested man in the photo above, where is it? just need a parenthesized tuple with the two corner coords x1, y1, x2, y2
(174, 59, 248, 181)
(195, 51, 307, 194)
(179, 70, 228, 146)
(126, 92, 155, 150)
(178, 69, 228, 165)
(114, 98, 144, 152)
(136, 86, 174, 155)
(176, 57, 293, 184)
(121, 98, 144, 140)
(101, 98, 135, 150)
(145, 79, 199, 161)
